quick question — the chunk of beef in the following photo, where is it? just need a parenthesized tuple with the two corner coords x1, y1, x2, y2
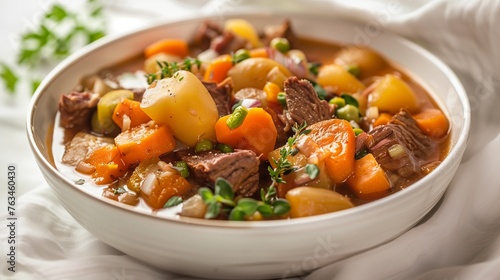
(210, 31, 249, 55)
(179, 150, 260, 197)
(366, 110, 436, 180)
(263, 20, 297, 48)
(58, 91, 99, 129)
(193, 20, 224, 51)
(62, 132, 113, 165)
(283, 76, 331, 127)
(202, 78, 233, 117)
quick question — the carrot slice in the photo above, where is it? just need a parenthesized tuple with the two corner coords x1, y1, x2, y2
(203, 55, 233, 84)
(84, 144, 128, 185)
(413, 108, 449, 139)
(144, 39, 189, 59)
(346, 153, 390, 200)
(114, 123, 175, 166)
(215, 108, 277, 158)
(307, 119, 356, 184)
(112, 98, 151, 130)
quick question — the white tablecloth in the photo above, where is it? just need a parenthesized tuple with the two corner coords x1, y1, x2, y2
(2, 0, 500, 279)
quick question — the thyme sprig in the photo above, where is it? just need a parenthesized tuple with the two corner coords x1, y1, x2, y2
(262, 122, 311, 204)
(145, 58, 201, 85)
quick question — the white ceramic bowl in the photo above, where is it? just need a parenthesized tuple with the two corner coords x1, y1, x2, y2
(27, 12, 470, 279)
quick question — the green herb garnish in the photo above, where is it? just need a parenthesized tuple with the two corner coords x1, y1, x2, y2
(146, 58, 201, 85)
(164, 196, 183, 208)
(263, 122, 311, 204)
(1, 0, 106, 95)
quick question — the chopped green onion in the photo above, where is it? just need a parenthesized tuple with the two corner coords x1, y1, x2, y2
(226, 106, 248, 129)
(277, 92, 287, 107)
(336, 104, 360, 122)
(388, 144, 405, 158)
(270, 37, 290, 53)
(174, 161, 190, 178)
(195, 139, 213, 153)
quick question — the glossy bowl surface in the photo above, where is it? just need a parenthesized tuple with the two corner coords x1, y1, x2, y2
(27, 12, 470, 279)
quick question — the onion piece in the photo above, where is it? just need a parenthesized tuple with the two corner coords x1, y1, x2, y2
(240, 98, 262, 108)
(76, 161, 95, 174)
(141, 173, 158, 196)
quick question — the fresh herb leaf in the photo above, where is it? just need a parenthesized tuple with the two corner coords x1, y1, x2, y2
(45, 5, 68, 22)
(31, 79, 41, 94)
(0, 64, 19, 93)
(1, 0, 107, 95)
(198, 187, 214, 202)
(205, 201, 221, 219)
(164, 196, 183, 208)
(340, 93, 359, 108)
(272, 199, 291, 215)
(229, 208, 246, 221)
(235, 198, 259, 216)
(214, 178, 234, 201)
(305, 163, 319, 179)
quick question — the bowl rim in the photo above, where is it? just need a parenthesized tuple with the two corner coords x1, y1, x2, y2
(27, 10, 471, 229)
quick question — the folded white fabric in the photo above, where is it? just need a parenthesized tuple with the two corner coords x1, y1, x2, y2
(2, 0, 500, 279)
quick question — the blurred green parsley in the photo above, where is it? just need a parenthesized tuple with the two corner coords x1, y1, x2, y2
(1, 0, 106, 95)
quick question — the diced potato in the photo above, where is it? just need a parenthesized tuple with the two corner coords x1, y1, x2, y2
(316, 64, 366, 94)
(140, 70, 218, 147)
(286, 187, 354, 218)
(228, 58, 291, 92)
(144, 52, 182, 74)
(224, 19, 262, 48)
(334, 46, 388, 78)
(368, 74, 419, 114)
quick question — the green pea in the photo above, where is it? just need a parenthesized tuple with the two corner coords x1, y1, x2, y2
(216, 143, 234, 153)
(226, 106, 248, 129)
(336, 104, 360, 122)
(270, 37, 290, 53)
(329, 97, 346, 108)
(195, 139, 213, 153)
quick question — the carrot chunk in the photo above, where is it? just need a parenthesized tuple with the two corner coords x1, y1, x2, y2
(112, 98, 151, 130)
(413, 108, 449, 139)
(203, 55, 233, 84)
(114, 123, 175, 166)
(84, 144, 128, 185)
(144, 39, 189, 59)
(346, 153, 390, 200)
(215, 107, 277, 159)
(307, 119, 356, 184)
